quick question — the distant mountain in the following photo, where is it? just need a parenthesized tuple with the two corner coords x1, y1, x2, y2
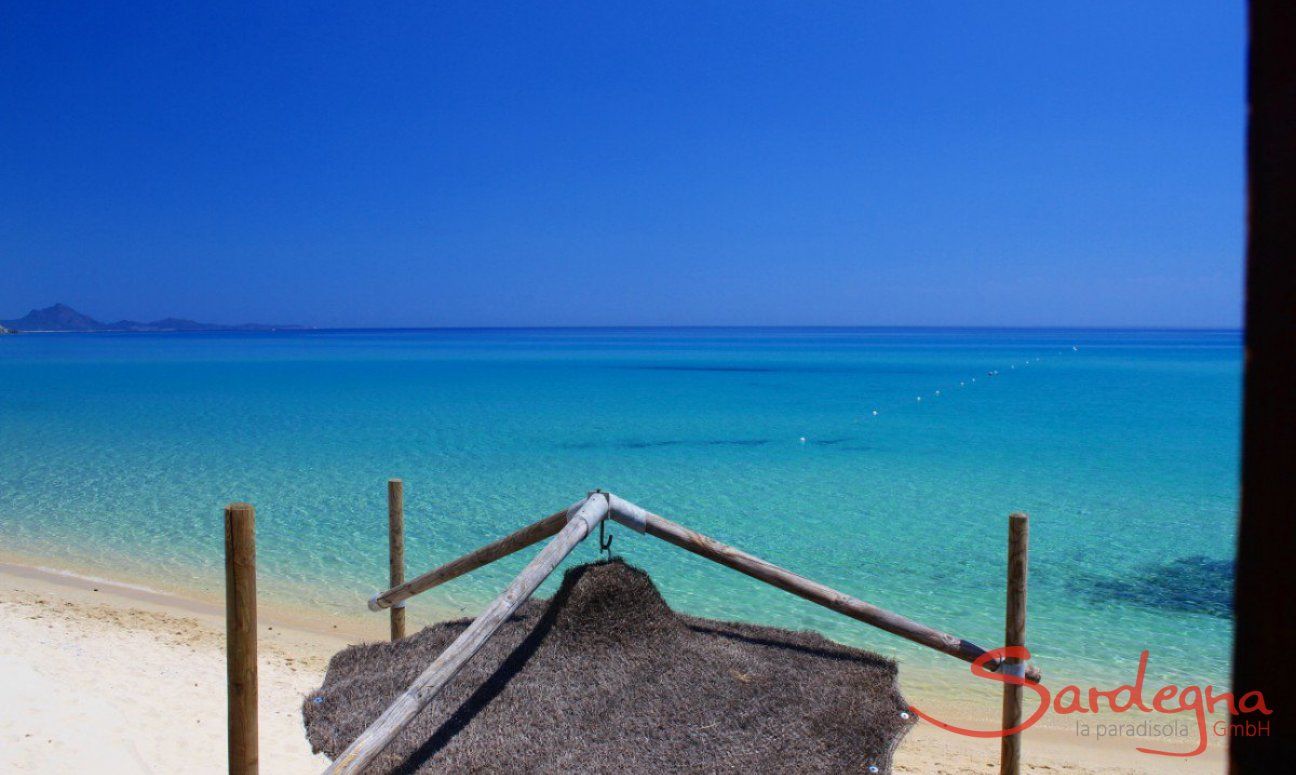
(3, 303, 100, 331)
(1, 303, 304, 333)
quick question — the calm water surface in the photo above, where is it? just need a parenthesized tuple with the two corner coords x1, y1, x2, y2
(0, 328, 1240, 690)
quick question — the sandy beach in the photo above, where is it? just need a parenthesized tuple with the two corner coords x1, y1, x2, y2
(0, 560, 1225, 774)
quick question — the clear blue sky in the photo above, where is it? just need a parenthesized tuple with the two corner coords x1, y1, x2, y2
(1, 2, 1245, 328)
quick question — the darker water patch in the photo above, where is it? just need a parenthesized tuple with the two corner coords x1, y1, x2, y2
(633, 365, 784, 373)
(622, 364, 856, 374)
(559, 438, 774, 451)
(1075, 555, 1234, 619)
(619, 440, 686, 449)
(620, 363, 935, 376)
(558, 436, 880, 452)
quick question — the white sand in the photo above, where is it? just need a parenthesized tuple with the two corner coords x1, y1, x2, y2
(0, 562, 1225, 773)
(0, 565, 362, 773)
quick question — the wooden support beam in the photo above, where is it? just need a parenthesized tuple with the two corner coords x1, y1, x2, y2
(1233, 2, 1296, 770)
(326, 495, 610, 773)
(368, 503, 577, 611)
(388, 479, 406, 641)
(1000, 513, 1029, 775)
(628, 503, 1040, 682)
(224, 503, 258, 775)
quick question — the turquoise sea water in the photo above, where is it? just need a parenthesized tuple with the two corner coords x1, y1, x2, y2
(0, 329, 1239, 691)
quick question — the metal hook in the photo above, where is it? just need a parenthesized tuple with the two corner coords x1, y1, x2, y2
(598, 519, 614, 559)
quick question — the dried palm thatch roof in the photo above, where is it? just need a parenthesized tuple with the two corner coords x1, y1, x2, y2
(304, 560, 915, 773)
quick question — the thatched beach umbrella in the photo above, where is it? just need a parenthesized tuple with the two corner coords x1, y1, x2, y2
(304, 560, 914, 773)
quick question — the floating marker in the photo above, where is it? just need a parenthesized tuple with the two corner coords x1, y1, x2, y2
(871, 410, 878, 416)
(915, 396, 922, 402)
(934, 390, 941, 396)
(799, 437, 807, 443)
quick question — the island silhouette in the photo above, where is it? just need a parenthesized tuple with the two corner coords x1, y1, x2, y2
(0, 303, 303, 333)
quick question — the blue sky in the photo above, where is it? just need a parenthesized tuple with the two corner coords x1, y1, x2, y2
(1, 2, 1245, 328)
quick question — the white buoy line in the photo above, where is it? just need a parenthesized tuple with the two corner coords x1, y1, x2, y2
(796, 345, 1079, 443)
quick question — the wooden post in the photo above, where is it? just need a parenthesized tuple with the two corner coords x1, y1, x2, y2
(224, 503, 258, 775)
(326, 495, 610, 773)
(1232, 2, 1296, 771)
(388, 479, 406, 641)
(1000, 513, 1029, 775)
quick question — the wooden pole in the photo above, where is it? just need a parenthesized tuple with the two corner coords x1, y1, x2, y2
(629, 503, 1040, 682)
(327, 495, 610, 773)
(1232, 2, 1296, 770)
(1000, 513, 1029, 775)
(388, 479, 406, 641)
(368, 502, 579, 611)
(224, 503, 258, 775)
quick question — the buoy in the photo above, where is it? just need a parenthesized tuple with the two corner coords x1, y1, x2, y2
(871, 410, 878, 416)
(799, 437, 807, 443)
(934, 390, 941, 396)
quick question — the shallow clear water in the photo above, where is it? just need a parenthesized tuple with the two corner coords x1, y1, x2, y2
(0, 328, 1239, 690)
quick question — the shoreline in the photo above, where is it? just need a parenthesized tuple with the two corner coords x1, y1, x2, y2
(1, 556, 1226, 773)
(0, 553, 384, 644)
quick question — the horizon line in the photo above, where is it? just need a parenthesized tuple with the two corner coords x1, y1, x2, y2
(12, 323, 1244, 334)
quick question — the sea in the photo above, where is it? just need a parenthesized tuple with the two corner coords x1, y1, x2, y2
(0, 328, 1239, 693)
